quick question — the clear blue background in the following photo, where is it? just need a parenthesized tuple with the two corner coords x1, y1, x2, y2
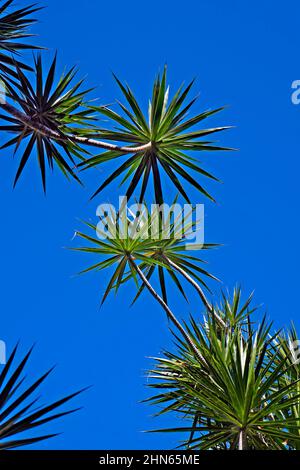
(0, 0, 299, 449)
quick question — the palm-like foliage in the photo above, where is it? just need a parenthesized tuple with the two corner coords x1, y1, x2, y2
(147, 290, 300, 450)
(0, 343, 84, 449)
(0, 53, 95, 190)
(73, 204, 216, 306)
(127, 204, 218, 305)
(73, 208, 214, 363)
(80, 67, 231, 204)
(0, 1, 41, 77)
(212, 286, 256, 328)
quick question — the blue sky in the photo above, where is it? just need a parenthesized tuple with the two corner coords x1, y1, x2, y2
(0, 0, 300, 449)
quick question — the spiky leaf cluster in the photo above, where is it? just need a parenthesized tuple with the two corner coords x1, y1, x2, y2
(0, 54, 96, 190)
(0, 1, 41, 77)
(81, 67, 231, 203)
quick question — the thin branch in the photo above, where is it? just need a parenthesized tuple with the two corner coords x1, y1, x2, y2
(128, 255, 207, 366)
(0, 102, 152, 153)
(238, 429, 248, 450)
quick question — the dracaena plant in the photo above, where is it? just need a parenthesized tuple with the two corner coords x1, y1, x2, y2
(0, 0, 41, 78)
(2, 0, 297, 453)
(0, 44, 230, 200)
(73, 203, 217, 305)
(269, 325, 300, 450)
(80, 68, 231, 204)
(0, 343, 84, 449)
(146, 289, 300, 450)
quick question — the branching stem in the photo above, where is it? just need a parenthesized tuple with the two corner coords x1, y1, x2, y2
(238, 429, 248, 450)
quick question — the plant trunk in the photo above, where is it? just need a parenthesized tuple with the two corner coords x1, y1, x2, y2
(0, 102, 152, 154)
(165, 257, 226, 329)
(128, 256, 207, 366)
